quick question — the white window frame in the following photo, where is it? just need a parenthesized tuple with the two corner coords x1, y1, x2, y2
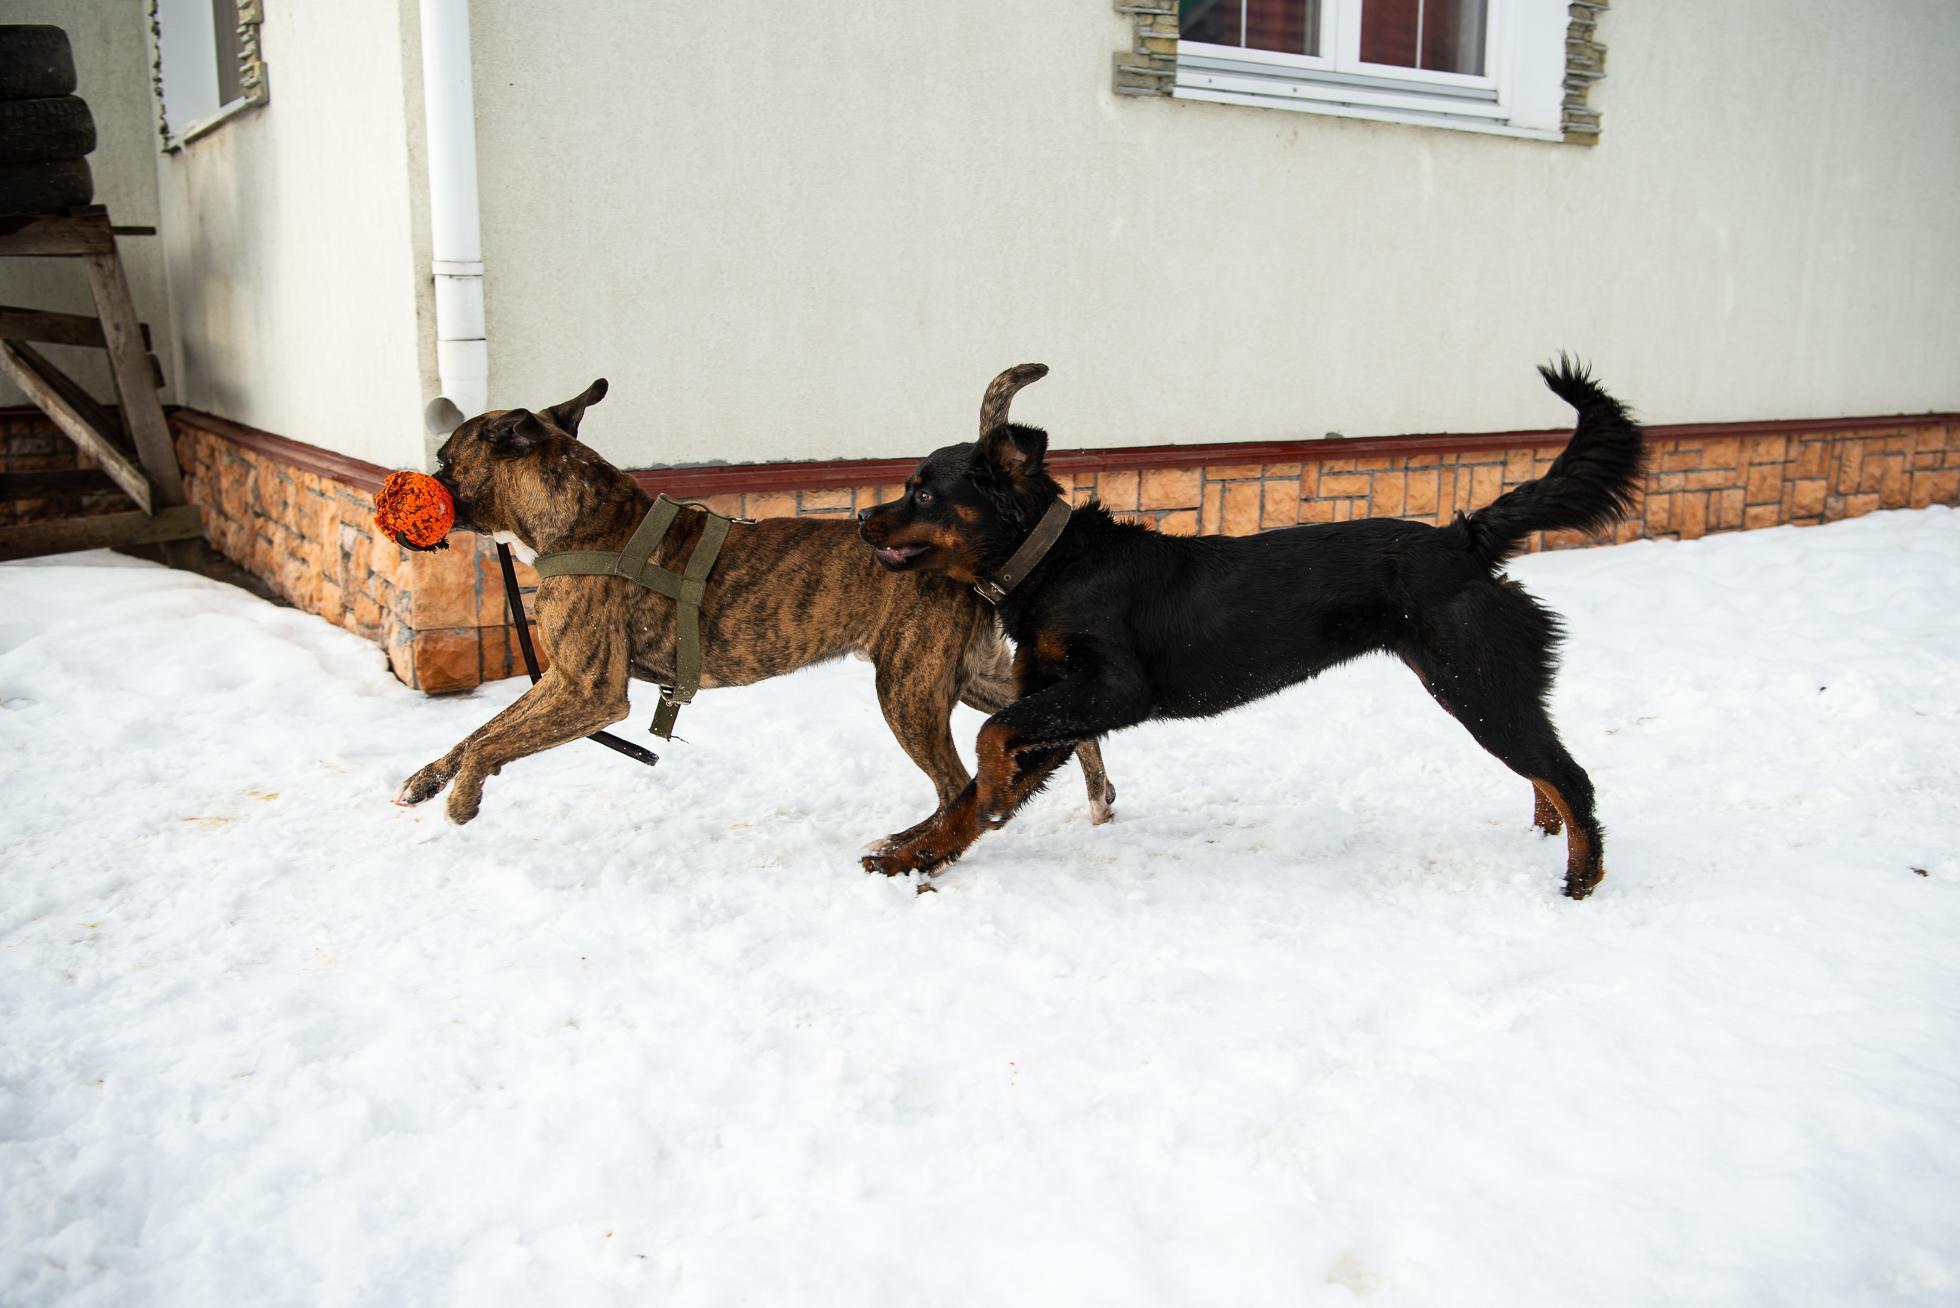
(1175, 0, 1569, 141)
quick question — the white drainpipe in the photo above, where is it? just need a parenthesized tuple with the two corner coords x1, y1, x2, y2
(419, 0, 487, 424)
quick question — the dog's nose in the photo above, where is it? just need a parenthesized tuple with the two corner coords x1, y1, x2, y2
(856, 506, 873, 523)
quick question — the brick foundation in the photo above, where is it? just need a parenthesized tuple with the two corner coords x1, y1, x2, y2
(1, 409, 137, 527)
(118, 408, 1957, 692)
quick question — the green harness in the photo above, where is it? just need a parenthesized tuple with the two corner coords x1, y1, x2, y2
(531, 494, 733, 740)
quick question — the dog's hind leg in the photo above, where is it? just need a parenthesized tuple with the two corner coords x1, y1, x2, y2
(1531, 782, 1565, 836)
(1074, 740, 1116, 825)
(1404, 594, 1605, 899)
(1414, 655, 1603, 897)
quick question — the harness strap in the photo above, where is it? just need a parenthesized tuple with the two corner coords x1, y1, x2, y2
(532, 495, 684, 595)
(531, 494, 732, 741)
(496, 542, 660, 769)
(651, 510, 729, 739)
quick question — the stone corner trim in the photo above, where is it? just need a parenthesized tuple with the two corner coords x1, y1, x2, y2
(1563, 1, 1610, 144)
(1113, 2, 1178, 98)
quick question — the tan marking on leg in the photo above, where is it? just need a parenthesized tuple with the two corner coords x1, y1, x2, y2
(1532, 782, 1564, 835)
(1530, 776, 1601, 899)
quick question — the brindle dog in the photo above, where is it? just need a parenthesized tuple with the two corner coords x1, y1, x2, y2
(394, 374, 1115, 845)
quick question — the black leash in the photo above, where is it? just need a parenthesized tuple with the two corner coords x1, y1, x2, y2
(495, 541, 661, 769)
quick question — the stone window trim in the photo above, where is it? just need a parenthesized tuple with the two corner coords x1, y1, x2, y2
(147, 0, 270, 152)
(1115, 1, 1609, 145)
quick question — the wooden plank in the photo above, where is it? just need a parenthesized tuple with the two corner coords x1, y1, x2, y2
(81, 247, 184, 505)
(0, 505, 201, 562)
(0, 468, 121, 500)
(0, 304, 152, 350)
(0, 340, 154, 514)
(7, 340, 129, 450)
(0, 210, 115, 257)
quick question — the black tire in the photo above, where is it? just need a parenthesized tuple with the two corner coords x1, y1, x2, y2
(0, 26, 77, 100)
(0, 96, 95, 164)
(0, 157, 92, 216)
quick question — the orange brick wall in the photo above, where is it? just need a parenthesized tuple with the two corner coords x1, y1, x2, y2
(158, 412, 1959, 694)
(171, 419, 540, 692)
(688, 422, 1960, 549)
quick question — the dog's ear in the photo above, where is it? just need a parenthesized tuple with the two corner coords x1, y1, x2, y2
(544, 378, 608, 436)
(481, 407, 551, 456)
(978, 422, 1048, 482)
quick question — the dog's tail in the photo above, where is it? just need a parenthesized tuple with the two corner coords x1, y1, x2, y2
(1460, 356, 1646, 567)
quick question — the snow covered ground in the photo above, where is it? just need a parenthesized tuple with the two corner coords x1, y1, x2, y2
(3, 508, 1958, 1307)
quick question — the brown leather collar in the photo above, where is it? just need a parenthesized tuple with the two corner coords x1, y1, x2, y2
(975, 497, 1071, 605)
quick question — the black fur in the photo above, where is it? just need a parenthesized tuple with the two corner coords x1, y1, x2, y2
(857, 359, 1647, 897)
(1463, 356, 1646, 565)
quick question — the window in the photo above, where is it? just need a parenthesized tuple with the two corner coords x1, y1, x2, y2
(1175, 0, 1570, 139)
(150, 0, 268, 148)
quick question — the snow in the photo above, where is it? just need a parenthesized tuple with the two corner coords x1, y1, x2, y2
(3, 508, 1958, 1307)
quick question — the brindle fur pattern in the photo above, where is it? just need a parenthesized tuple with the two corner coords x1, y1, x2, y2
(395, 379, 1115, 840)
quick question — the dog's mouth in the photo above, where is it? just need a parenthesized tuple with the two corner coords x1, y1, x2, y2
(872, 543, 928, 569)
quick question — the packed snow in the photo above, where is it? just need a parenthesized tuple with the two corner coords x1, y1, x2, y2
(3, 508, 1958, 1307)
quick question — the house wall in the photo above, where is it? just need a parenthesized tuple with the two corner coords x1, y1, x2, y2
(465, 0, 1960, 468)
(148, 0, 433, 472)
(0, 3, 176, 411)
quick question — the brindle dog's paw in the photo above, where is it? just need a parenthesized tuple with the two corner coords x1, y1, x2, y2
(394, 760, 456, 807)
(1089, 781, 1117, 826)
(445, 785, 483, 825)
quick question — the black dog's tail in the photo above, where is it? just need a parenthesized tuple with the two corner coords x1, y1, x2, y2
(1461, 356, 1647, 567)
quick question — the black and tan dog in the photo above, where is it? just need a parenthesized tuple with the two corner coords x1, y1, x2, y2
(857, 359, 1646, 898)
(395, 376, 1115, 842)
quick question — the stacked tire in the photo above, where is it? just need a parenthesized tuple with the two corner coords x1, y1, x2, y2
(0, 24, 95, 216)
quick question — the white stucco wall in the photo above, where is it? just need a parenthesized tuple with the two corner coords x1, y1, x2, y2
(150, 0, 432, 470)
(0, 3, 175, 412)
(466, 0, 1960, 467)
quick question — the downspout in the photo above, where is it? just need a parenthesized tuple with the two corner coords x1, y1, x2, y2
(418, 0, 487, 424)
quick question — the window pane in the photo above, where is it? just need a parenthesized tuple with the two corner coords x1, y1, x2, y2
(1180, 2, 1321, 57)
(1360, 0, 1486, 75)
(212, 0, 243, 105)
(1247, 1, 1319, 57)
(1180, 0, 1241, 47)
(1420, 0, 1485, 74)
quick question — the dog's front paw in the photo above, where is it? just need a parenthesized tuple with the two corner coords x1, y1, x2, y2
(860, 850, 910, 877)
(395, 758, 457, 807)
(1089, 781, 1117, 826)
(861, 840, 957, 878)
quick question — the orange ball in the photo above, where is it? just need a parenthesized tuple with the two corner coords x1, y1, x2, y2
(373, 470, 455, 550)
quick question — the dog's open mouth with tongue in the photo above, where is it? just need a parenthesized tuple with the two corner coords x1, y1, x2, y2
(872, 542, 927, 568)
